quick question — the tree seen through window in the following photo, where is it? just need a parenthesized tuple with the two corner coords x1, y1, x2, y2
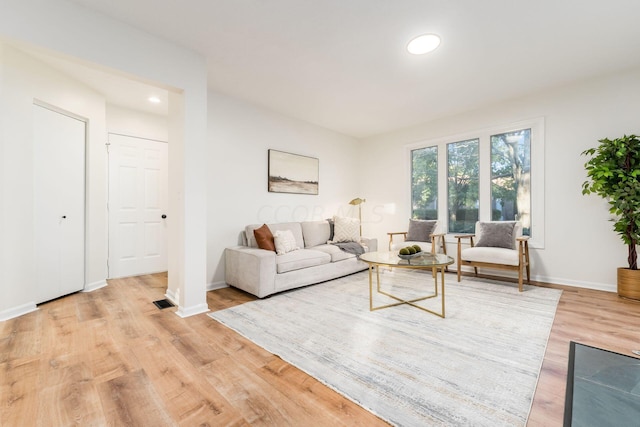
(490, 129, 531, 235)
(447, 139, 479, 233)
(411, 146, 438, 220)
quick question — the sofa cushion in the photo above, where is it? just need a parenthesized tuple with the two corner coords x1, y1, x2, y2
(276, 249, 331, 273)
(312, 244, 356, 262)
(406, 219, 437, 243)
(253, 224, 276, 251)
(273, 229, 300, 255)
(461, 246, 519, 266)
(333, 216, 360, 242)
(301, 220, 331, 248)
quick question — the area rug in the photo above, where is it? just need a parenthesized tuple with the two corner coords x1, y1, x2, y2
(209, 270, 562, 426)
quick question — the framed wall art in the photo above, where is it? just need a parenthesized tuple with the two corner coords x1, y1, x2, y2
(268, 149, 319, 195)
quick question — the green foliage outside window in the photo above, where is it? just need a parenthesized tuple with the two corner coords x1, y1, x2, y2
(448, 139, 479, 233)
(411, 146, 438, 220)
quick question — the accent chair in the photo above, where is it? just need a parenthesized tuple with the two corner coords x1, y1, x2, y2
(455, 221, 530, 291)
(388, 219, 447, 256)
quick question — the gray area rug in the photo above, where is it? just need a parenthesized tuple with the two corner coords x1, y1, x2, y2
(209, 270, 562, 426)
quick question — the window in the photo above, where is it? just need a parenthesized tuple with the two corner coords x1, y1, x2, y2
(407, 118, 544, 247)
(447, 139, 479, 233)
(490, 129, 531, 235)
(411, 146, 438, 219)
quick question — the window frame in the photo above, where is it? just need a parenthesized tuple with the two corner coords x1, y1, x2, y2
(406, 117, 545, 249)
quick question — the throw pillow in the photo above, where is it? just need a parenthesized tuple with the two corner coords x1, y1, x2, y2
(406, 219, 437, 243)
(326, 218, 335, 241)
(475, 222, 516, 249)
(332, 216, 360, 242)
(253, 224, 276, 251)
(273, 229, 300, 255)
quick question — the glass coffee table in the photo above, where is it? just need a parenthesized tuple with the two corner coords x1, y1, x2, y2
(359, 251, 454, 318)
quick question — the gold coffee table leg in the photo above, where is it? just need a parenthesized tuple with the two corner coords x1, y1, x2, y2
(441, 266, 445, 318)
(369, 265, 446, 318)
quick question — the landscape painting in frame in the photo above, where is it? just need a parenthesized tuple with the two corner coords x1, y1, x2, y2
(268, 149, 319, 195)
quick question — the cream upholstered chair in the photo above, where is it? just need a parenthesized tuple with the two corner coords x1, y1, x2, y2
(455, 221, 530, 291)
(388, 219, 447, 256)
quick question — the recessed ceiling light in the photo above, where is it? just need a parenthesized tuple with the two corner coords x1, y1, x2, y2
(407, 34, 441, 55)
(148, 96, 161, 104)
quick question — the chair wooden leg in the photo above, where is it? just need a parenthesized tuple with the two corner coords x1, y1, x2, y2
(525, 245, 531, 283)
(518, 268, 523, 292)
(457, 240, 462, 282)
(441, 237, 449, 272)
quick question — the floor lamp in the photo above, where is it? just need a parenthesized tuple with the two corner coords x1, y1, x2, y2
(349, 197, 366, 236)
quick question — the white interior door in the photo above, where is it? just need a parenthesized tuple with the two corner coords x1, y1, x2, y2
(108, 134, 168, 278)
(33, 104, 86, 303)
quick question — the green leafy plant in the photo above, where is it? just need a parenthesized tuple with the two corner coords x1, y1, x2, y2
(582, 134, 640, 270)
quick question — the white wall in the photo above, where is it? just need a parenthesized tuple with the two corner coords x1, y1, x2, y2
(0, 0, 208, 318)
(206, 91, 363, 287)
(0, 44, 107, 317)
(106, 105, 168, 142)
(360, 67, 640, 292)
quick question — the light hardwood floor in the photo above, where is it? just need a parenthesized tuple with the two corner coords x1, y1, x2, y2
(2, 272, 639, 426)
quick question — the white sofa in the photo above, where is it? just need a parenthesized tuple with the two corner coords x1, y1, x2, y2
(225, 220, 377, 298)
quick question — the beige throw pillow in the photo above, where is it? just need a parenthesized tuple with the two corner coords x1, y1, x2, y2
(332, 216, 360, 242)
(273, 229, 300, 255)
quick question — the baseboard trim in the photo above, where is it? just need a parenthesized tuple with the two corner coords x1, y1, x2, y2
(165, 288, 178, 306)
(0, 302, 38, 321)
(533, 275, 616, 293)
(83, 280, 108, 293)
(207, 281, 228, 291)
(455, 265, 617, 293)
(175, 303, 209, 318)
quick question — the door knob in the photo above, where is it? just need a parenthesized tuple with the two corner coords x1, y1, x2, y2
(161, 214, 167, 219)
(62, 215, 67, 219)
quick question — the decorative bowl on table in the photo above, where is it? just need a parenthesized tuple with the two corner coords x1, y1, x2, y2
(398, 251, 423, 260)
(398, 245, 424, 259)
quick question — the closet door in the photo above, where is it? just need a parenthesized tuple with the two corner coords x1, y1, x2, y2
(33, 104, 86, 303)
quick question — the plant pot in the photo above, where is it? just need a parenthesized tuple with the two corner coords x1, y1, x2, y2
(617, 267, 640, 301)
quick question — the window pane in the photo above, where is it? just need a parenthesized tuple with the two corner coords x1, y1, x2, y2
(447, 139, 479, 233)
(411, 146, 438, 220)
(490, 129, 531, 235)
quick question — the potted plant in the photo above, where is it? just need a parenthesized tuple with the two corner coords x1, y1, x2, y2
(582, 134, 640, 300)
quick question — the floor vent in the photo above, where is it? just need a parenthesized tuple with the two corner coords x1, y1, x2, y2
(153, 299, 175, 309)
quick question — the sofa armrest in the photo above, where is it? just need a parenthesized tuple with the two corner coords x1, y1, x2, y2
(225, 246, 277, 298)
(361, 237, 378, 252)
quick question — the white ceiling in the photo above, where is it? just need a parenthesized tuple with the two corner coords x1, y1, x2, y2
(61, 0, 640, 138)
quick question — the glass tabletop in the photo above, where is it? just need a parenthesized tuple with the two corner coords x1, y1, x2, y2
(360, 251, 454, 268)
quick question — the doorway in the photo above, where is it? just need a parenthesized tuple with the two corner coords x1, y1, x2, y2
(108, 133, 168, 278)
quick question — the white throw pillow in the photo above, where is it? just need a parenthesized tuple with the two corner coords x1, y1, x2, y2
(333, 216, 360, 242)
(273, 229, 300, 255)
